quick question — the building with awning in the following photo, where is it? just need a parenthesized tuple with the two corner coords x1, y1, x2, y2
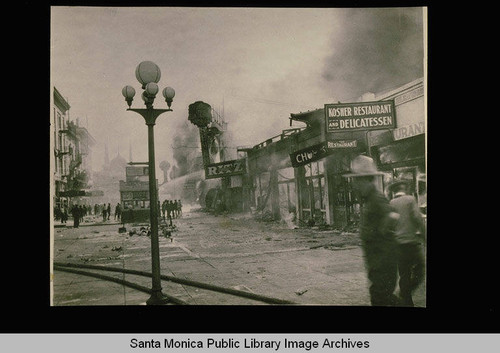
(242, 77, 426, 228)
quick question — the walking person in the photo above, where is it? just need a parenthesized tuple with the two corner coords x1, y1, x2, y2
(115, 203, 122, 221)
(61, 206, 68, 224)
(343, 155, 400, 306)
(167, 200, 173, 226)
(173, 200, 179, 218)
(161, 200, 167, 220)
(389, 179, 426, 307)
(107, 203, 111, 220)
(79, 205, 85, 224)
(71, 204, 80, 228)
(102, 203, 107, 222)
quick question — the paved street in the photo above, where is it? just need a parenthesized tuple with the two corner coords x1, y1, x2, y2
(51, 208, 426, 306)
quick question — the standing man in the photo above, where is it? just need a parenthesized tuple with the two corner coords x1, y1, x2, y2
(343, 155, 400, 306)
(107, 203, 111, 220)
(71, 204, 80, 228)
(61, 206, 68, 224)
(115, 203, 122, 221)
(161, 200, 167, 220)
(389, 180, 426, 307)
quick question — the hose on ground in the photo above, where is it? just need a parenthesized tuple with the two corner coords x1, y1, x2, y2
(53, 261, 295, 305)
(53, 265, 187, 305)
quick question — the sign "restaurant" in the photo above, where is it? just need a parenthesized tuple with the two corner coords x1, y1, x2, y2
(325, 100, 396, 132)
(290, 139, 358, 168)
(205, 159, 246, 179)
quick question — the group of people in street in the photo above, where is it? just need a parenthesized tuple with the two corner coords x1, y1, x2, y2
(95, 203, 123, 222)
(346, 155, 426, 307)
(69, 204, 89, 228)
(55, 202, 125, 227)
(54, 205, 69, 223)
(54, 204, 93, 228)
(161, 199, 182, 222)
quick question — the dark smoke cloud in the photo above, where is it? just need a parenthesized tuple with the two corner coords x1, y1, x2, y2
(321, 8, 424, 101)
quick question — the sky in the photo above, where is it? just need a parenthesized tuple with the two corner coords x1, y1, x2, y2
(50, 6, 425, 173)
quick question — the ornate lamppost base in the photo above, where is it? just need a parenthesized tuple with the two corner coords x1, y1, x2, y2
(146, 291, 172, 305)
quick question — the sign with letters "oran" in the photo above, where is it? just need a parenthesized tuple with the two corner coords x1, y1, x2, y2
(325, 100, 396, 132)
(205, 159, 246, 179)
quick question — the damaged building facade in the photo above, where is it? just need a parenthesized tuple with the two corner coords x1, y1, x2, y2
(242, 77, 426, 228)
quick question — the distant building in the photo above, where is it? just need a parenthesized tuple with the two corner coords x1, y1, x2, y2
(90, 149, 128, 206)
(52, 87, 95, 209)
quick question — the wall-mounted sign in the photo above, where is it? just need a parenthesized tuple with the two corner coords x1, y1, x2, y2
(205, 159, 246, 179)
(290, 142, 329, 168)
(59, 190, 86, 197)
(327, 140, 358, 149)
(325, 100, 396, 132)
(126, 166, 148, 176)
(392, 121, 425, 141)
(394, 86, 424, 106)
(290, 139, 358, 168)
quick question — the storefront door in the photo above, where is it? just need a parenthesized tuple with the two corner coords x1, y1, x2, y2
(299, 161, 327, 225)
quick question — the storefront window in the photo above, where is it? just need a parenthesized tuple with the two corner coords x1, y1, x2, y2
(278, 167, 294, 182)
(320, 177, 326, 210)
(277, 167, 296, 215)
(304, 163, 312, 177)
(255, 172, 270, 210)
(299, 161, 326, 225)
(377, 135, 425, 165)
(301, 179, 311, 209)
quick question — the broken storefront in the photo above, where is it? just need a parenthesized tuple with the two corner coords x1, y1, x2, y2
(245, 77, 426, 228)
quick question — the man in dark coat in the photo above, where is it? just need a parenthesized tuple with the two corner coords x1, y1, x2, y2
(115, 203, 122, 221)
(71, 204, 80, 228)
(161, 200, 167, 220)
(344, 155, 400, 306)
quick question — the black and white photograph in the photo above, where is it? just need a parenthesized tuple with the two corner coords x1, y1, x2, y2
(50, 6, 428, 308)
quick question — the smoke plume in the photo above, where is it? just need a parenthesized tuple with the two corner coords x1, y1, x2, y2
(321, 8, 424, 101)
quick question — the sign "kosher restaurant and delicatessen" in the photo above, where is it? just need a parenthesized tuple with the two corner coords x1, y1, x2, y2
(325, 100, 396, 132)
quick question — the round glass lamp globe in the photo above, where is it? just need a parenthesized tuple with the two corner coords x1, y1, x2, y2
(162, 87, 175, 99)
(122, 85, 136, 99)
(135, 61, 161, 86)
(145, 82, 159, 96)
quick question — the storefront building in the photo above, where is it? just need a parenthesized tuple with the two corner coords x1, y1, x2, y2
(366, 78, 426, 210)
(245, 77, 426, 228)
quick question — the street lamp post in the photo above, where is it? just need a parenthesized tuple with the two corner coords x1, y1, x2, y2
(122, 61, 175, 305)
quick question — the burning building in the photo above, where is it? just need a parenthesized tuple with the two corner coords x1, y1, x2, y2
(242, 77, 426, 228)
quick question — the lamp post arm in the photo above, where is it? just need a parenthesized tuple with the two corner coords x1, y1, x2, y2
(127, 108, 172, 126)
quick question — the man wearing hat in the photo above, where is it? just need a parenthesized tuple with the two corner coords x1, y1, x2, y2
(389, 179, 426, 307)
(344, 155, 400, 306)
